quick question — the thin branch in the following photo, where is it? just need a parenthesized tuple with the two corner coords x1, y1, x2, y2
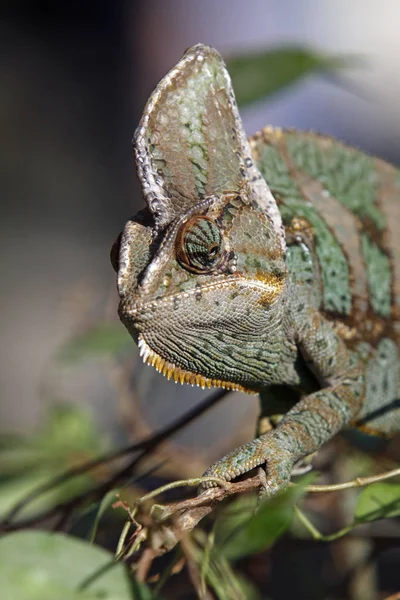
(130, 465, 400, 578)
(0, 389, 229, 531)
(383, 593, 400, 600)
(304, 466, 400, 493)
(294, 505, 354, 542)
(134, 473, 262, 580)
(135, 547, 157, 583)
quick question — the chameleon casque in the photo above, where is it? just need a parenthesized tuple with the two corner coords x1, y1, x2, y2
(112, 44, 400, 497)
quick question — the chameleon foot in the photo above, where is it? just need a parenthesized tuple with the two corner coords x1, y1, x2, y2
(199, 434, 294, 498)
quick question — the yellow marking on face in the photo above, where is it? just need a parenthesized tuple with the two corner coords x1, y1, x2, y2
(138, 335, 257, 394)
(254, 271, 285, 306)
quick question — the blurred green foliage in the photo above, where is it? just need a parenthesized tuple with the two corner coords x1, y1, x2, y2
(355, 480, 400, 522)
(0, 405, 108, 521)
(215, 475, 312, 561)
(227, 47, 353, 107)
(0, 531, 133, 599)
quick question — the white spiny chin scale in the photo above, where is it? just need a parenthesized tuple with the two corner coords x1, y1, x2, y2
(137, 335, 255, 394)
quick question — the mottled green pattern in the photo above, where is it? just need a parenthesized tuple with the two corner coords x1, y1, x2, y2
(229, 204, 285, 278)
(286, 133, 385, 230)
(286, 241, 322, 308)
(361, 233, 391, 318)
(258, 144, 352, 314)
(359, 338, 399, 433)
(286, 244, 314, 286)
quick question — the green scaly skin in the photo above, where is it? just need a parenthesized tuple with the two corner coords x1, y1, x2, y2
(113, 45, 400, 497)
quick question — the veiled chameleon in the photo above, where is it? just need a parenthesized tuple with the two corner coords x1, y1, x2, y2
(112, 44, 400, 496)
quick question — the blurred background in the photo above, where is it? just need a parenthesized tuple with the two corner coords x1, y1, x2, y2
(1, 2, 400, 597)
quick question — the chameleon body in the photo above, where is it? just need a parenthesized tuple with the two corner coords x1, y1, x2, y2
(113, 44, 400, 496)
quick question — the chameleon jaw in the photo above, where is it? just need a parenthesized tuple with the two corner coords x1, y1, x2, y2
(137, 334, 256, 394)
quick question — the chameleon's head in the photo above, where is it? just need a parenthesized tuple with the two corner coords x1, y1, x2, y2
(112, 45, 287, 393)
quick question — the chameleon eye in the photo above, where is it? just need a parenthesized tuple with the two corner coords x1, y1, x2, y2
(176, 217, 223, 273)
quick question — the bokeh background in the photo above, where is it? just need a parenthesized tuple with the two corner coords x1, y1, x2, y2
(1, 2, 400, 596)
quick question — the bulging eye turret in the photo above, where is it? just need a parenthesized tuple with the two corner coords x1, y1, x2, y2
(175, 217, 223, 274)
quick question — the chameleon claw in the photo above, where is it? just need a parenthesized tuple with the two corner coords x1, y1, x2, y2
(198, 435, 294, 497)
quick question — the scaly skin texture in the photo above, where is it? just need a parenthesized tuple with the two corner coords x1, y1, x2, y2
(113, 44, 400, 497)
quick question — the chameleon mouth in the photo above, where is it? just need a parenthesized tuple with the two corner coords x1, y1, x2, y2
(137, 334, 256, 394)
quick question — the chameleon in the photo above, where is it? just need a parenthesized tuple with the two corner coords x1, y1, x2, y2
(112, 43, 400, 497)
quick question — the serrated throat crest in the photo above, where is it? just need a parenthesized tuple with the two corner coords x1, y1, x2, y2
(137, 335, 256, 394)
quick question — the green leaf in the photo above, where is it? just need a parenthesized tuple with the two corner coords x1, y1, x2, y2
(89, 489, 121, 543)
(0, 531, 134, 599)
(227, 47, 352, 106)
(216, 476, 312, 560)
(355, 481, 400, 523)
(203, 552, 258, 600)
(58, 323, 132, 363)
(192, 530, 257, 600)
(0, 442, 46, 476)
(0, 471, 69, 520)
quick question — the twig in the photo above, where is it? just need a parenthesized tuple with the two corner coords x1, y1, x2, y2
(304, 466, 400, 493)
(134, 473, 262, 580)
(135, 547, 157, 583)
(132, 464, 400, 578)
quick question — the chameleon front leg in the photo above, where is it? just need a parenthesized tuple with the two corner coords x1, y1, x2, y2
(202, 375, 363, 495)
(203, 311, 365, 496)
